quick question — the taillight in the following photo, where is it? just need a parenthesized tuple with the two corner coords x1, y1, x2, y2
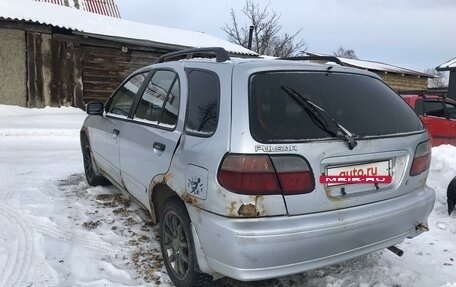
(270, 156, 315, 195)
(410, 140, 432, 176)
(217, 154, 315, 195)
(217, 155, 280, 195)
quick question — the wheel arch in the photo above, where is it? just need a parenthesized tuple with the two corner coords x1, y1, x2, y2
(80, 127, 90, 146)
(150, 182, 180, 224)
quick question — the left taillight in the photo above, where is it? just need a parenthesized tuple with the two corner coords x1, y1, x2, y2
(410, 140, 432, 176)
(217, 154, 315, 195)
(217, 154, 281, 195)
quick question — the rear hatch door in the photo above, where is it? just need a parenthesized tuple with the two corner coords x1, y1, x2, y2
(232, 66, 427, 215)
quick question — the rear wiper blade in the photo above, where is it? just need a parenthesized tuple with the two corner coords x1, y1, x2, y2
(281, 86, 358, 150)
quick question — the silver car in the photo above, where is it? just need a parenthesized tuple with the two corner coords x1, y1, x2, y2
(80, 48, 435, 287)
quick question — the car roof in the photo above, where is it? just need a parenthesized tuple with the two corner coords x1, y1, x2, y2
(141, 56, 381, 79)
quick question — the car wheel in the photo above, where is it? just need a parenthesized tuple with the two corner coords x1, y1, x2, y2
(159, 198, 213, 287)
(81, 135, 110, 186)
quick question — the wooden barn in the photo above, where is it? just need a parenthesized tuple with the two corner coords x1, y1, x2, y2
(0, 0, 254, 108)
(306, 53, 433, 93)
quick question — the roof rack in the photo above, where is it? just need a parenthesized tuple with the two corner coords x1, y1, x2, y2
(155, 47, 231, 64)
(279, 56, 343, 66)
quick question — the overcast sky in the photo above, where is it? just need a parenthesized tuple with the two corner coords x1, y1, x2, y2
(115, 0, 456, 72)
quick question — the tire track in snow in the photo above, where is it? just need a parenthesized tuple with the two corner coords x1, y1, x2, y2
(23, 258, 59, 287)
(27, 216, 128, 254)
(38, 180, 68, 198)
(0, 202, 33, 287)
(31, 179, 130, 255)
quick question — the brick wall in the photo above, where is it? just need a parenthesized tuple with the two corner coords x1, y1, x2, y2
(375, 72, 428, 92)
(0, 28, 27, 107)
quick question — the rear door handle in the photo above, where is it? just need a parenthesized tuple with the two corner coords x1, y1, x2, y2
(113, 129, 120, 137)
(153, 142, 166, 152)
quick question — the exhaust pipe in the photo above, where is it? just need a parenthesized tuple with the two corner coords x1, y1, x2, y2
(416, 224, 429, 232)
(387, 246, 404, 257)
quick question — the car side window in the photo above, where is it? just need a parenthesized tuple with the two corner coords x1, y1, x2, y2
(107, 72, 148, 117)
(134, 70, 180, 128)
(185, 69, 220, 136)
(423, 101, 445, 117)
(413, 98, 424, 115)
(446, 102, 456, 119)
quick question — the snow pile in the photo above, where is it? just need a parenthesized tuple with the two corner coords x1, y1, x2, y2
(0, 104, 455, 287)
(0, 105, 85, 137)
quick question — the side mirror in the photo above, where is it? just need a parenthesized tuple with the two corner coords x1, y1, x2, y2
(86, 102, 104, 115)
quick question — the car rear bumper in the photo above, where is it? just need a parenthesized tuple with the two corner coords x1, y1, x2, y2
(188, 185, 435, 281)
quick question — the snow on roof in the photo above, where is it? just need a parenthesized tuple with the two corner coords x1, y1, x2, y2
(0, 0, 256, 56)
(436, 57, 456, 71)
(306, 52, 433, 78)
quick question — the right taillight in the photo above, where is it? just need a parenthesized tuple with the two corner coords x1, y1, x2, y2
(270, 156, 315, 195)
(217, 154, 315, 195)
(410, 140, 432, 176)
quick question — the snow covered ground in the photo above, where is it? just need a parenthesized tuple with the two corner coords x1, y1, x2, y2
(0, 105, 455, 287)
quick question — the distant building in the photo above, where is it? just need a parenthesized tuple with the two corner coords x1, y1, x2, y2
(436, 57, 456, 101)
(0, 0, 254, 108)
(34, 0, 121, 18)
(306, 53, 433, 93)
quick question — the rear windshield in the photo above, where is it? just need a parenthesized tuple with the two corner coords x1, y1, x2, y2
(249, 71, 423, 143)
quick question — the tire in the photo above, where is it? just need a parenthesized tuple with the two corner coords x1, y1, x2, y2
(81, 135, 110, 187)
(159, 198, 213, 287)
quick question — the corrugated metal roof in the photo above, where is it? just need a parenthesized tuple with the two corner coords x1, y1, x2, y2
(306, 52, 433, 78)
(436, 57, 456, 71)
(0, 0, 257, 56)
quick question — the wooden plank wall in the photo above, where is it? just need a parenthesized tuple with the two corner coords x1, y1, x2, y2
(25, 31, 163, 108)
(81, 46, 161, 105)
(27, 32, 83, 108)
(375, 72, 428, 93)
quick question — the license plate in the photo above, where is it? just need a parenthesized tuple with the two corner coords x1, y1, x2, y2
(321, 160, 392, 185)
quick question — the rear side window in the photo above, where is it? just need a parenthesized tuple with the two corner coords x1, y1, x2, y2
(249, 72, 423, 143)
(424, 101, 445, 117)
(185, 70, 220, 136)
(107, 72, 148, 117)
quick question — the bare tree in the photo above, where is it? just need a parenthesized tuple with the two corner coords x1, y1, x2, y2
(333, 47, 358, 59)
(425, 68, 448, 88)
(221, 0, 307, 57)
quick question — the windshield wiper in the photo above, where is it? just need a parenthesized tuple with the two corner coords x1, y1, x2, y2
(281, 86, 358, 150)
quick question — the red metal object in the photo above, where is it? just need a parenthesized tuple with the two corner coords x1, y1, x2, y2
(34, 0, 64, 5)
(33, 0, 121, 18)
(82, 0, 121, 18)
(402, 94, 456, 146)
